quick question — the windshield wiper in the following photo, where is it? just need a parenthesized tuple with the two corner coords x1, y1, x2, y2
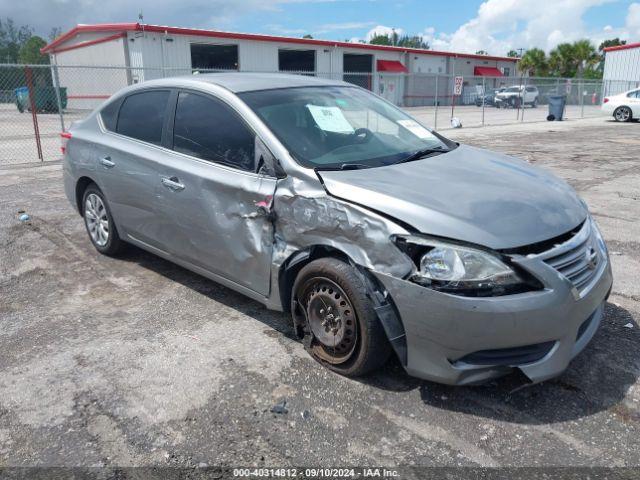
(315, 163, 371, 171)
(394, 146, 449, 165)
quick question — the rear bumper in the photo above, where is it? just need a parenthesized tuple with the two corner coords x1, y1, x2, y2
(601, 103, 616, 115)
(373, 254, 612, 386)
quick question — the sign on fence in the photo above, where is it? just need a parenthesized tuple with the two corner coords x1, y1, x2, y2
(453, 76, 464, 96)
(565, 79, 572, 95)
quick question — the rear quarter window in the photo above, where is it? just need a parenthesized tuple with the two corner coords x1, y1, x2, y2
(99, 99, 120, 131)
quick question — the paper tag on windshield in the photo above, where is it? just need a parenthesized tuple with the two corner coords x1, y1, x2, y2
(306, 105, 354, 133)
(397, 119, 431, 139)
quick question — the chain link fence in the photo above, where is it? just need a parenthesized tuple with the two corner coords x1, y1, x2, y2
(0, 63, 633, 165)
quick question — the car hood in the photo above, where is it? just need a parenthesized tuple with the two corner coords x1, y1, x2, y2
(317, 145, 587, 250)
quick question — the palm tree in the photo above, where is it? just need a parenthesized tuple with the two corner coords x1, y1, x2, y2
(549, 43, 576, 77)
(572, 39, 599, 78)
(519, 48, 548, 76)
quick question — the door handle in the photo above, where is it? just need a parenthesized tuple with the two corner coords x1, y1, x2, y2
(161, 176, 185, 191)
(100, 156, 115, 168)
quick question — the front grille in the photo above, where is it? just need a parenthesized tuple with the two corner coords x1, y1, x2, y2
(456, 341, 555, 366)
(539, 221, 600, 293)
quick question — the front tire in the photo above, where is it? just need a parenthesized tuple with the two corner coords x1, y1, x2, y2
(614, 106, 632, 122)
(82, 184, 124, 256)
(292, 258, 391, 377)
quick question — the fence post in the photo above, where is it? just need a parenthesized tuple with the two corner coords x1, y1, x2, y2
(481, 76, 485, 126)
(521, 76, 527, 122)
(580, 79, 585, 118)
(51, 61, 66, 133)
(25, 66, 43, 162)
(434, 75, 438, 130)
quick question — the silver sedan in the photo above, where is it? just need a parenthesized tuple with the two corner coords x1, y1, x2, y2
(62, 73, 612, 385)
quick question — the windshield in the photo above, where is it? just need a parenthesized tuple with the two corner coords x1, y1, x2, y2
(239, 86, 452, 169)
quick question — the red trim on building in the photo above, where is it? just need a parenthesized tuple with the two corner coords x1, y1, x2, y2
(473, 66, 503, 76)
(377, 60, 409, 73)
(603, 42, 640, 52)
(42, 22, 520, 63)
(47, 32, 126, 54)
(41, 23, 139, 53)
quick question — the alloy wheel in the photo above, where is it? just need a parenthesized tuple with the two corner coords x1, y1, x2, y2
(615, 107, 631, 122)
(84, 193, 109, 247)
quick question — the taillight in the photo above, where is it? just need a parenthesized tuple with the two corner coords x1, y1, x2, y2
(603, 98, 609, 103)
(60, 132, 72, 154)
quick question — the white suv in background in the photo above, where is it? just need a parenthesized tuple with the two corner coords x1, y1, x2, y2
(602, 88, 640, 122)
(495, 85, 539, 108)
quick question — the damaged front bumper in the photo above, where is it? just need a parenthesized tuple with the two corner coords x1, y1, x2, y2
(372, 252, 613, 386)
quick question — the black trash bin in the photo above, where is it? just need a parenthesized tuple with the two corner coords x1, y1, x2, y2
(547, 95, 566, 121)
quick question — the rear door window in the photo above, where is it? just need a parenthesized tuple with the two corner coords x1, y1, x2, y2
(172, 91, 255, 172)
(116, 90, 170, 145)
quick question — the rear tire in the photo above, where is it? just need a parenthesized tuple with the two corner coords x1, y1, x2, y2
(82, 183, 124, 256)
(614, 106, 632, 122)
(292, 258, 391, 377)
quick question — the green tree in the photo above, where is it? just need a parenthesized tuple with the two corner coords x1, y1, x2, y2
(572, 39, 599, 77)
(370, 32, 428, 49)
(519, 48, 548, 76)
(0, 17, 33, 63)
(598, 38, 626, 52)
(507, 49, 519, 58)
(475, 50, 488, 55)
(302, 34, 313, 39)
(549, 43, 577, 77)
(397, 35, 429, 49)
(369, 33, 394, 46)
(19, 35, 49, 64)
(49, 27, 62, 41)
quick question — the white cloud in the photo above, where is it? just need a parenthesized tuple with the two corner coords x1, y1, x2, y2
(627, 3, 640, 36)
(265, 24, 308, 35)
(420, 0, 636, 56)
(316, 21, 376, 32)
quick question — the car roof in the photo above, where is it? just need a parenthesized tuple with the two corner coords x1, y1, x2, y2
(135, 72, 352, 93)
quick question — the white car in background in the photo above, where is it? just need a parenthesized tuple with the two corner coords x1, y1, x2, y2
(494, 85, 539, 108)
(602, 88, 640, 122)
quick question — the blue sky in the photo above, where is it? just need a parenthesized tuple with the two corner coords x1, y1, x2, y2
(4, 0, 639, 55)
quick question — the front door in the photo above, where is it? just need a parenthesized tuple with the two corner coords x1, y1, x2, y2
(155, 90, 278, 296)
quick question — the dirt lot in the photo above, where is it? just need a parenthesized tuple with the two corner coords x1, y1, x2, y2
(0, 117, 638, 472)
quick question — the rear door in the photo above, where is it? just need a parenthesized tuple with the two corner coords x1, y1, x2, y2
(96, 89, 172, 248)
(155, 90, 278, 296)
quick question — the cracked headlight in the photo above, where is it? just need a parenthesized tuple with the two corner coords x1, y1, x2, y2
(394, 236, 541, 296)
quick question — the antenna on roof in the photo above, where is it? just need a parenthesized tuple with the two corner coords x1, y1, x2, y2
(138, 11, 144, 22)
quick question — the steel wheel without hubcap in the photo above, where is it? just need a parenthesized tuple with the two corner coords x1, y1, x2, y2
(301, 277, 357, 364)
(84, 193, 109, 247)
(614, 106, 631, 122)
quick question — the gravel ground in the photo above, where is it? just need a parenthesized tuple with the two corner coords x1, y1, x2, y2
(0, 116, 638, 473)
